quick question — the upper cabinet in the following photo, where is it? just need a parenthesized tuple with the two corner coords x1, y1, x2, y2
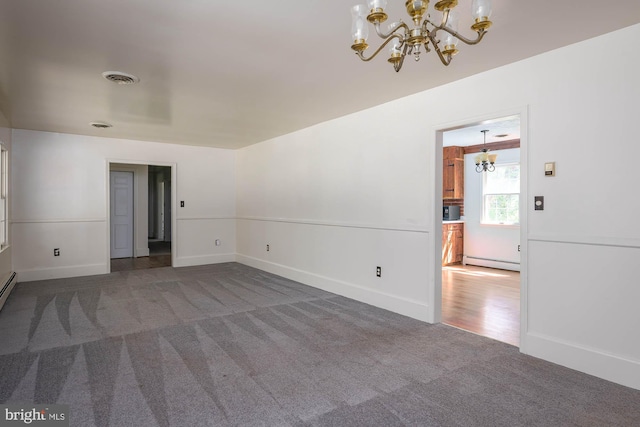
(443, 146, 464, 200)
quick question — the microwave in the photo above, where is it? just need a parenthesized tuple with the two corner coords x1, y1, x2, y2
(443, 205, 460, 221)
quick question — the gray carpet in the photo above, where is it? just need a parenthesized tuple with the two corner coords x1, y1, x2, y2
(0, 263, 638, 426)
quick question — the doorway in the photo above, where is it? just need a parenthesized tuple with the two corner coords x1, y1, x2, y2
(108, 163, 174, 272)
(147, 165, 172, 265)
(438, 114, 524, 347)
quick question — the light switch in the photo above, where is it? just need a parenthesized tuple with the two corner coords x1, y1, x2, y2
(544, 162, 555, 177)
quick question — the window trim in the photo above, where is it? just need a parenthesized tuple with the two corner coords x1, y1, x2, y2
(0, 144, 8, 251)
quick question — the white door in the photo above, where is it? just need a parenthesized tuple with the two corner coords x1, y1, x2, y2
(110, 171, 134, 259)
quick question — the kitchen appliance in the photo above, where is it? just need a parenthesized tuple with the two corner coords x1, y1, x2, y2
(443, 205, 460, 221)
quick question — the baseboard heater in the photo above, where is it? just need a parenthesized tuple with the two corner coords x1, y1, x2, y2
(463, 256, 520, 272)
(0, 272, 17, 313)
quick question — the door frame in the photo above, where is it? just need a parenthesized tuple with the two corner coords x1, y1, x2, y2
(431, 106, 529, 353)
(105, 160, 177, 272)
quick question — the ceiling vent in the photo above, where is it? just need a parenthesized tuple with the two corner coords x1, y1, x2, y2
(90, 121, 113, 129)
(102, 71, 140, 85)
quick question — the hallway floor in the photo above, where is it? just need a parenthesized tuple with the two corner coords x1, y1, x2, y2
(110, 241, 171, 272)
(442, 264, 520, 346)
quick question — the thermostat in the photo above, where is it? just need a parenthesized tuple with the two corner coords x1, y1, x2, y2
(544, 162, 555, 177)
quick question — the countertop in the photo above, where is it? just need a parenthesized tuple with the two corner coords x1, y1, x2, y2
(442, 220, 465, 224)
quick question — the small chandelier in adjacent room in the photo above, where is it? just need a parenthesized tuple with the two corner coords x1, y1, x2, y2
(350, 0, 493, 72)
(475, 130, 497, 172)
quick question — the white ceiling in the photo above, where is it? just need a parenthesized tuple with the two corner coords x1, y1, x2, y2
(443, 115, 520, 147)
(0, 1, 638, 149)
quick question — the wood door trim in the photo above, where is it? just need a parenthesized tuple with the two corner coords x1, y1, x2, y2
(463, 139, 520, 154)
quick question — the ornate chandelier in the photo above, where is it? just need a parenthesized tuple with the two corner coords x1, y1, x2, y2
(350, 0, 493, 72)
(475, 130, 497, 172)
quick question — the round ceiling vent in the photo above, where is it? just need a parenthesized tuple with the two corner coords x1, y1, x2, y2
(102, 71, 140, 85)
(90, 121, 113, 129)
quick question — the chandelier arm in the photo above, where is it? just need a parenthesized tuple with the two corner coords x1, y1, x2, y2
(373, 20, 409, 39)
(393, 44, 410, 72)
(355, 34, 404, 62)
(439, 9, 451, 28)
(428, 34, 452, 66)
(423, 39, 431, 53)
(431, 26, 488, 46)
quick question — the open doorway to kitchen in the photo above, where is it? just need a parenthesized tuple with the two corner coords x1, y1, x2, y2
(440, 115, 522, 346)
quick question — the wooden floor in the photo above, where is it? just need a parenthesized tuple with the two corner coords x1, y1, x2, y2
(442, 264, 520, 346)
(110, 241, 172, 272)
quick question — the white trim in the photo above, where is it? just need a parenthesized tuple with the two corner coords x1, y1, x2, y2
(528, 233, 640, 249)
(17, 263, 107, 282)
(237, 216, 428, 233)
(479, 223, 520, 229)
(174, 253, 236, 267)
(178, 216, 236, 221)
(236, 254, 431, 322)
(519, 106, 530, 353)
(11, 219, 106, 224)
(526, 332, 640, 390)
(463, 256, 520, 272)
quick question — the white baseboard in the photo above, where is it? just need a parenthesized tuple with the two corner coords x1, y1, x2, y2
(463, 256, 520, 271)
(173, 253, 236, 268)
(17, 264, 108, 282)
(236, 254, 430, 323)
(525, 332, 640, 390)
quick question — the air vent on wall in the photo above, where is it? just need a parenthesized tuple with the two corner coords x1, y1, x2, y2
(90, 121, 113, 129)
(102, 71, 140, 85)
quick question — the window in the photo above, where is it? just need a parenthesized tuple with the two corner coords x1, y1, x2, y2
(0, 145, 7, 249)
(483, 163, 520, 225)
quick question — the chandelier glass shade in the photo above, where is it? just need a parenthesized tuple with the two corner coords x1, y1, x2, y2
(475, 129, 497, 172)
(350, 0, 493, 72)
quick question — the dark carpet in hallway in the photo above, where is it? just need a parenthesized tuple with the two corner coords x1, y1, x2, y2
(0, 263, 638, 426)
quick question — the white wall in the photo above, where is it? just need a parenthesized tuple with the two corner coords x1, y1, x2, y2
(11, 130, 236, 280)
(236, 24, 640, 389)
(463, 148, 520, 270)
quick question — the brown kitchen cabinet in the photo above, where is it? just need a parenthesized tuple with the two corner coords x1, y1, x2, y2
(443, 146, 464, 200)
(442, 222, 464, 265)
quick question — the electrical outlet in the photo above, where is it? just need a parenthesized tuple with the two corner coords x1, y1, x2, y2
(534, 196, 544, 211)
(266, 244, 270, 252)
(518, 245, 521, 252)
(54, 248, 60, 256)
(376, 266, 381, 277)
